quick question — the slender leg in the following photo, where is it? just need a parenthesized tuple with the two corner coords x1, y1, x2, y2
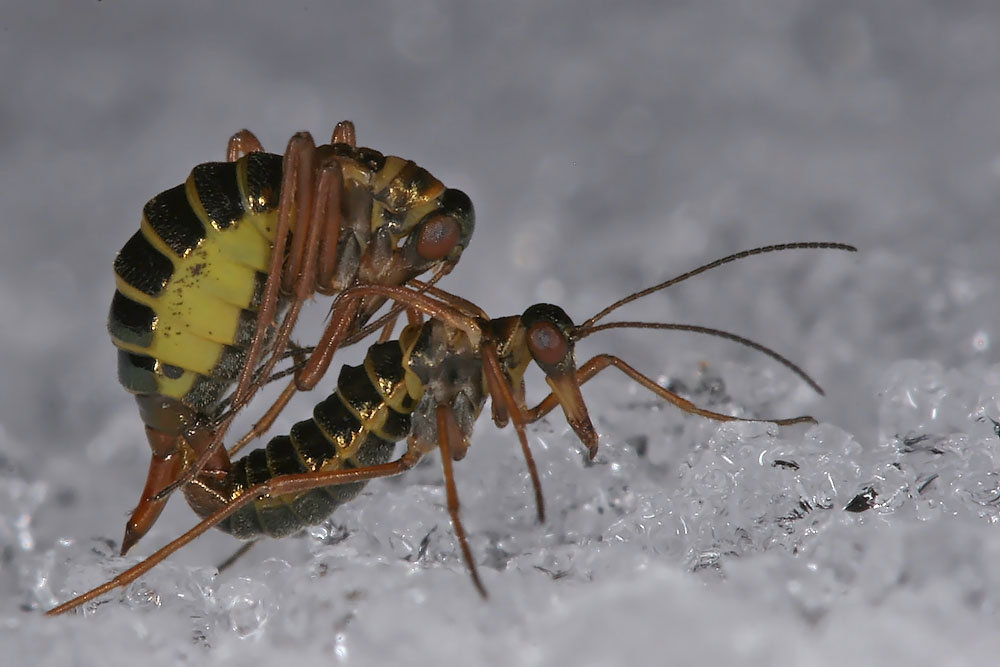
(150, 133, 321, 503)
(315, 163, 344, 291)
(377, 311, 401, 343)
(328, 284, 485, 337)
(410, 278, 489, 319)
(339, 268, 461, 347)
(123, 128, 277, 548)
(170, 139, 371, 491)
(226, 271, 459, 456)
(294, 284, 482, 393)
(524, 353, 818, 429)
(292, 298, 361, 391)
(47, 447, 425, 616)
(226, 379, 299, 457)
(226, 130, 265, 162)
(480, 341, 545, 522)
(435, 405, 486, 598)
(232, 132, 316, 409)
(223, 160, 345, 457)
(158, 285, 482, 509)
(246, 160, 343, 397)
(283, 160, 337, 295)
(225, 300, 360, 457)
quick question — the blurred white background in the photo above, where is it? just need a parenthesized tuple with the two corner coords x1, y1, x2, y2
(2, 1, 1000, 665)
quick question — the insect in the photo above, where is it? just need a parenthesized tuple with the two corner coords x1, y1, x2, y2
(106, 120, 474, 556)
(49, 241, 855, 615)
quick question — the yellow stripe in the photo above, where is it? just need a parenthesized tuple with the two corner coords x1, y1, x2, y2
(184, 176, 274, 270)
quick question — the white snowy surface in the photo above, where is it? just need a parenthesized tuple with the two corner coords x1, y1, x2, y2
(3, 1, 1000, 665)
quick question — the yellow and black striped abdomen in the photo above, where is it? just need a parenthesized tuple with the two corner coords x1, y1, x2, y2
(216, 339, 419, 539)
(109, 152, 285, 411)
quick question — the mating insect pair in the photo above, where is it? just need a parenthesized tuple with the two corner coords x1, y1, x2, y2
(47, 121, 856, 615)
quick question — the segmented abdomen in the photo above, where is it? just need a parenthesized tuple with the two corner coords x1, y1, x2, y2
(108, 143, 460, 415)
(109, 151, 286, 412)
(189, 316, 489, 539)
(206, 339, 419, 538)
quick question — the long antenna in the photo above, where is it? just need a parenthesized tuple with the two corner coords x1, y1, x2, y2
(580, 242, 857, 329)
(575, 321, 825, 395)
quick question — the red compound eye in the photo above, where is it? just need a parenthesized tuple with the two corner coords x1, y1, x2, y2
(416, 215, 461, 261)
(527, 320, 567, 366)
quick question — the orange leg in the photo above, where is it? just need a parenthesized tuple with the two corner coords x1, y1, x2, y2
(480, 340, 545, 522)
(409, 279, 489, 319)
(159, 131, 357, 482)
(220, 160, 351, 457)
(282, 284, 546, 530)
(523, 353, 817, 441)
(229, 120, 356, 417)
(48, 445, 426, 617)
(226, 379, 299, 458)
(294, 283, 483, 396)
(338, 269, 458, 346)
(162, 284, 481, 502)
(129, 129, 347, 546)
(136, 133, 319, 511)
(475, 351, 817, 531)
(48, 402, 492, 614)
(100, 286, 491, 611)
(435, 404, 486, 598)
(223, 268, 460, 460)
(229, 132, 316, 412)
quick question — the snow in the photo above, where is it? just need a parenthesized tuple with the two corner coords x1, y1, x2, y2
(3, 1, 1000, 665)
